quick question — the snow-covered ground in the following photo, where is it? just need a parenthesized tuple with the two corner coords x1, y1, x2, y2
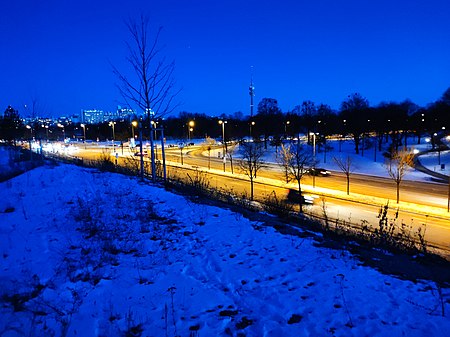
(1, 163, 449, 336)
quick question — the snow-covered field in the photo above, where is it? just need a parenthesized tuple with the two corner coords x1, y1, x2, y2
(1, 163, 449, 336)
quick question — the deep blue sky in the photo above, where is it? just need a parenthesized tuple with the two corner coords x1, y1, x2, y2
(2, 0, 450, 118)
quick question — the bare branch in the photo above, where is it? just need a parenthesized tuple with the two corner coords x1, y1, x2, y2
(239, 142, 265, 200)
(278, 143, 315, 212)
(384, 149, 414, 203)
(113, 15, 179, 118)
(333, 155, 354, 195)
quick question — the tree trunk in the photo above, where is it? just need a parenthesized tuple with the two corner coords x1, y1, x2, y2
(230, 156, 234, 174)
(354, 135, 360, 154)
(208, 150, 211, 170)
(346, 174, 350, 195)
(396, 181, 400, 204)
(250, 177, 254, 200)
(298, 182, 303, 213)
(150, 122, 156, 182)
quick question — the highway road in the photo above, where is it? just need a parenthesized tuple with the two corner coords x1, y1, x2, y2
(65, 143, 450, 257)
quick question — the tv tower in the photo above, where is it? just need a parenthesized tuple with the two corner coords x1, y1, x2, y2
(249, 66, 255, 118)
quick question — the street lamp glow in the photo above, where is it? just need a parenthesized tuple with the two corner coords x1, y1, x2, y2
(188, 120, 195, 140)
(151, 120, 158, 140)
(285, 120, 290, 135)
(109, 121, 116, 151)
(81, 124, 86, 143)
(249, 120, 255, 139)
(131, 120, 138, 139)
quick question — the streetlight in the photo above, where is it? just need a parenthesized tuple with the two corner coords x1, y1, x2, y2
(109, 121, 116, 152)
(310, 132, 316, 158)
(188, 120, 195, 140)
(285, 120, 290, 138)
(131, 120, 138, 139)
(250, 121, 255, 139)
(151, 120, 158, 140)
(310, 132, 317, 188)
(219, 120, 227, 172)
(26, 125, 32, 139)
(218, 120, 227, 156)
(81, 124, 86, 142)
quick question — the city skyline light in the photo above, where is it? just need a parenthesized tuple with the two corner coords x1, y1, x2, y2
(1, 0, 450, 117)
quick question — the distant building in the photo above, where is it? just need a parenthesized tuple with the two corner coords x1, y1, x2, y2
(82, 109, 105, 124)
(117, 105, 136, 120)
(82, 106, 136, 124)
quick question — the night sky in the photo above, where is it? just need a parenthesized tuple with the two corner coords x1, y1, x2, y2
(2, 0, 450, 117)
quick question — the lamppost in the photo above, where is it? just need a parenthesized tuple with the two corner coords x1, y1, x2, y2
(109, 121, 116, 152)
(219, 120, 227, 172)
(218, 120, 227, 156)
(310, 132, 317, 188)
(151, 120, 159, 160)
(250, 121, 255, 139)
(131, 120, 138, 139)
(284, 120, 290, 138)
(188, 120, 195, 140)
(26, 125, 32, 139)
(81, 123, 86, 142)
(151, 121, 158, 140)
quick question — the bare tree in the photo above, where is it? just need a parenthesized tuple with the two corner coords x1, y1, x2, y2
(238, 142, 265, 200)
(278, 143, 292, 183)
(113, 15, 180, 182)
(279, 142, 315, 213)
(333, 155, 354, 195)
(384, 150, 414, 203)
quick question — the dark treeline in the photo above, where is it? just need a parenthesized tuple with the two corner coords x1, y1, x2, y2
(2, 88, 450, 153)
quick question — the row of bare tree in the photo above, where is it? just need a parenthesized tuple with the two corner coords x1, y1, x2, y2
(237, 141, 414, 210)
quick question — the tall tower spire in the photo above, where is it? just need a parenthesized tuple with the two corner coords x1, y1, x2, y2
(249, 66, 255, 118)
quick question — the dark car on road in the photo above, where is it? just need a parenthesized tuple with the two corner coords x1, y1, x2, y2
(306, 167, 330, 176)
(287, 189, 314, 204)
(134, 151, 148, 157)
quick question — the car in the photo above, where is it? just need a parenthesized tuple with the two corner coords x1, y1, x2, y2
(287, 189, 314, 204)
(134, 151, 148, 157)
(306, 167, 330, 176)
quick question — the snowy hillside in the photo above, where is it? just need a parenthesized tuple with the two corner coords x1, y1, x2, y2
(0, 163, 449, 336)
